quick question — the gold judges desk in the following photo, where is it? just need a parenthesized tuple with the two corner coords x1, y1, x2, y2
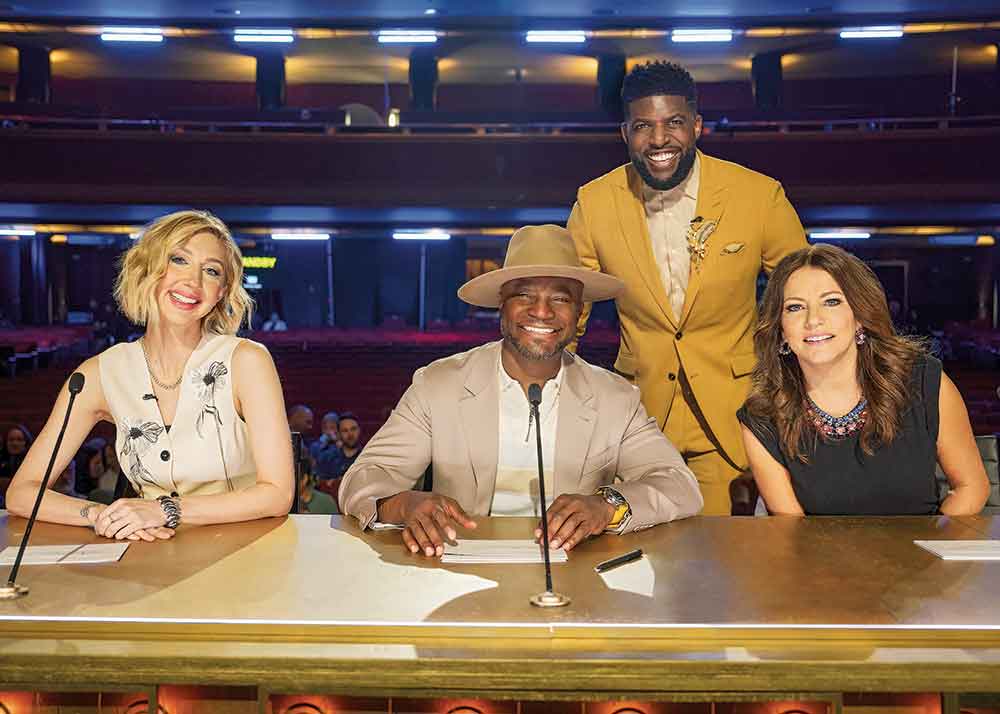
(2, 513, 1000, 709)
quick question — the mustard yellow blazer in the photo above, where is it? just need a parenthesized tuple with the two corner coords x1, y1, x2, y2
(568, 151, 807, 468)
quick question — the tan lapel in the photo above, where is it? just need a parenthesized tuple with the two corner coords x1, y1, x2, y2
(457, 343, 500, 510)
(679, 152, 729, 328)
(614, 167, 678, 328)
(552, 354, 598, 497)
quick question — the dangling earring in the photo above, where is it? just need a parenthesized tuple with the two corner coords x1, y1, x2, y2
(855, 327, 866, 345)
(778, 340, 791, 356)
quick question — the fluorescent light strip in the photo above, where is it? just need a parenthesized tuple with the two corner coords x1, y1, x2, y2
(377, 30, 438, 43)
(671, 29, 733, 42)
(839, 26, 904, 39)
(101, 26, 163, 42)
(525, 30, 587, 43)
(809, 231, 872, 240)
(393, 230, 451, 241)
(0, 227, 36, 236)
(271, 233, 330, 241)
(234, 28, 294, 43)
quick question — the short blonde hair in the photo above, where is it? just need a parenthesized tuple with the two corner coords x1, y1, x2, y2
(114, 210, 253, 335)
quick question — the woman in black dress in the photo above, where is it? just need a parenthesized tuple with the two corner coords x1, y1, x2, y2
(738, 244, 989, 515)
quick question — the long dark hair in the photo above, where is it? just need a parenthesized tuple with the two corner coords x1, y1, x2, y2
(744, 244, 926, 462)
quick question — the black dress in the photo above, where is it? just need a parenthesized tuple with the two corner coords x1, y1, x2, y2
(736, 356, 942, 515)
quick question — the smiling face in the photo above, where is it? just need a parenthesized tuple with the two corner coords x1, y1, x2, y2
(622, 94, 702, 191)
(781, 266, 861, 370)
(499, 276, 583, 363)
(154, 231, 227, 328)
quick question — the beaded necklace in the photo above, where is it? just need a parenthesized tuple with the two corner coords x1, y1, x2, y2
(806, 394, 868, 440)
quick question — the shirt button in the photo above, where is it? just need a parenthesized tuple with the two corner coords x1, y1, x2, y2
(668, 373, 677, 381)
(160, 450, 170, 461)
(675, 331, 684, 340)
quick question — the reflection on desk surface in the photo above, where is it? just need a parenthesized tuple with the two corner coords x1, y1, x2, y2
(1, 513, 999, 634)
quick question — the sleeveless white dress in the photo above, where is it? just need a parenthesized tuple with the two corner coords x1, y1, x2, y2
(99, 333, 258, 499)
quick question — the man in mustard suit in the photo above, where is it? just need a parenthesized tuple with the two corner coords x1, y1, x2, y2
(568, 61, 807, 515)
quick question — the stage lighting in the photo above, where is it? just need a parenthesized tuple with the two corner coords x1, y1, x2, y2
(378, 29, 438, 43)
(671, 29, 733, 42)
(271, 233, 330, 241)
(808, 230, 872, 240)
(234, 28, 294, 43)
(392, 229, 451, 241)
(839, 26, 904, 39)
(101, 26, 164, 42)
(525, 30, 587, 43)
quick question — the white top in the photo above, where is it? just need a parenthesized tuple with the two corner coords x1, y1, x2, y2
(642, 155, 701, 321)
(99, 333, 257, 499)
(490, 355, 563, 517)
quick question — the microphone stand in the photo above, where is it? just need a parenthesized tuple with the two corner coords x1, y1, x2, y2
(1, 371, 85, 600)
(527, 383, 570, 608)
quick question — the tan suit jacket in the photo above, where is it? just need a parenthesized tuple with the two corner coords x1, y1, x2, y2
(568, 151, 807, 467)
(340, 341, 703, 531)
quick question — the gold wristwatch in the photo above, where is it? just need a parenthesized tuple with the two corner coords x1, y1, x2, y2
(597, 486, 631, 534)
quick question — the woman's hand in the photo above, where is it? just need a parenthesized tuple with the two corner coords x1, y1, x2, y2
(93, 498, 174, 541)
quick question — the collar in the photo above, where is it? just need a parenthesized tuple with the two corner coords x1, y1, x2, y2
(497, 349, 567, 397)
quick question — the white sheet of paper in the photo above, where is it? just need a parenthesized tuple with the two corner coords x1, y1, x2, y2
(914, 540, 1000, 561)
(441, 539, 567, 564)
(0, 543, 130, 566)
(597, 554, 655, 597)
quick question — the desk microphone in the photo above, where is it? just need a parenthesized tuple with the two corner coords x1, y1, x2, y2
(0, 371, 85, 601)
(527, 382, 570, 608)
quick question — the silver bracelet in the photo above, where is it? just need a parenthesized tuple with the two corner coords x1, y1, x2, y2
(156, 495, 182, 528)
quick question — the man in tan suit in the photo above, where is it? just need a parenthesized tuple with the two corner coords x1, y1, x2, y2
(340, 225, 702, 557)
(568, 61, 807, 515)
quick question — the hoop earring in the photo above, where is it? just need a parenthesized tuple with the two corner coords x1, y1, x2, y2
(778, 340, 792, 356)
(855, 327, 867, 345)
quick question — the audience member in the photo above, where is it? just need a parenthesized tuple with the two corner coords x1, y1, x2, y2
(262, 311, 288, 331)
(738, 244, 989, 516)
(72, 437, 107, 496)
(311, 411, 342, 479)
(314, 412, 364, 507)
(0, 424, 33, 509)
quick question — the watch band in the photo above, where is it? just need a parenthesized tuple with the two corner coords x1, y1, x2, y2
(597, 486, 632, 534)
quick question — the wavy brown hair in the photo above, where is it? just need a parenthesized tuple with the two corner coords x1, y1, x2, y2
(744, 244, 926, 463)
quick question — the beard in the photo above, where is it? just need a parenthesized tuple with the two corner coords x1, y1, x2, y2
(500, 323, 573, 362)
(630, 146, 697, 192)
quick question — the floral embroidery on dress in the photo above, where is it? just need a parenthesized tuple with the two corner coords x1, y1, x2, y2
(191, 360, 228, 439)
(119, 416, 164, 497)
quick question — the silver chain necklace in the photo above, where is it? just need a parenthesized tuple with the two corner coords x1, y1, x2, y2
(140, 338, 184, 391)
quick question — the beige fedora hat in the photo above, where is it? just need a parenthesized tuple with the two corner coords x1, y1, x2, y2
(458, 224, 625, 308)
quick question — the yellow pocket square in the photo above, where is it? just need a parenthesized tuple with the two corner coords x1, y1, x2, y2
(721, 242, 745, 255)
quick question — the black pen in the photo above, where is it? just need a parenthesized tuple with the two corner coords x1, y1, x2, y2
(594, 548, 643, 573)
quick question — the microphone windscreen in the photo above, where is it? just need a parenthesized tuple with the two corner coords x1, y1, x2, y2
(527, 383, 542, 405)
(68, 372, 85, 394)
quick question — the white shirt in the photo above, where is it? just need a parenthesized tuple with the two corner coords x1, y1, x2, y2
(642, 155, 701, 321)
(491, 356, 563, 517)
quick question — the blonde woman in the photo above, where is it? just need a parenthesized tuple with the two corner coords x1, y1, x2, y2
(7, 210, 294, 540)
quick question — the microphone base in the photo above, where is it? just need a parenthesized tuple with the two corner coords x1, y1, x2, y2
(0, 581, 29, 600)
(530, 590, 571, 608)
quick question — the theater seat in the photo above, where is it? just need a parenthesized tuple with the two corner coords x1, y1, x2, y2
(936, 435, 1000, 515)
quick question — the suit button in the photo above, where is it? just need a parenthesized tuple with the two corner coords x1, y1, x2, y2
(675, 331, 684, 340)
(668, 373, 676, 381)
(160, 450, 170, 461)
